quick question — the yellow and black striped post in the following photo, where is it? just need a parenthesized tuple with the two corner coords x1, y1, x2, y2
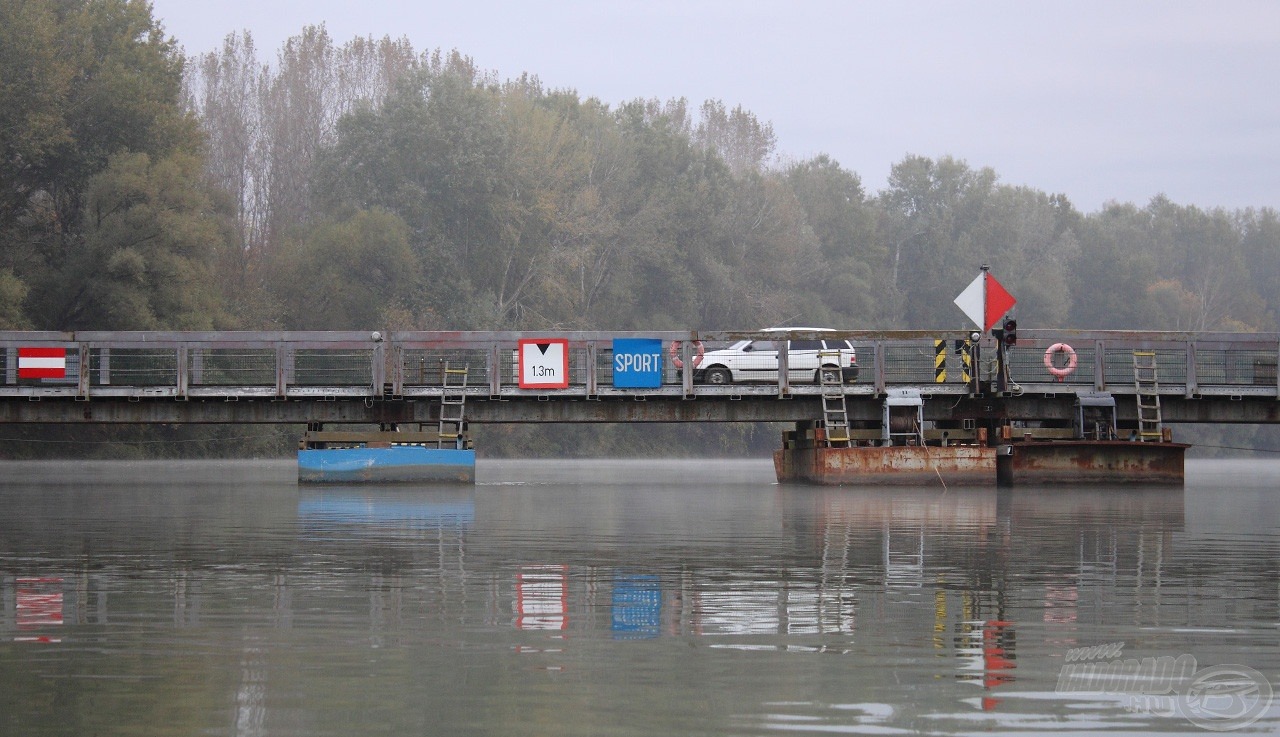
(934, 340, 947, 383)
(952, 338, 974, 384)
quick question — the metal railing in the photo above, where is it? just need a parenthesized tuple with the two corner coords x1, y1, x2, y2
(2, 329, 1277, 400)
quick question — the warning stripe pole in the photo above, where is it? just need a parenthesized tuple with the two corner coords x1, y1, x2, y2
(954, 338, 975, 384)
(934, 340, 947, 383)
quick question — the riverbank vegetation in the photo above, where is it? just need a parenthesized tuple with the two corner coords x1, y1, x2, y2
(2, 2, 1277, 457)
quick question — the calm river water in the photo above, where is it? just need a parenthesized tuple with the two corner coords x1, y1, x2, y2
(1, 458, 1277, 736)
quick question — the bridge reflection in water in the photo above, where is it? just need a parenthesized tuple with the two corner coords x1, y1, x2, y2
(7, 456, 1277, 736)
(3, 477, 1188, 680)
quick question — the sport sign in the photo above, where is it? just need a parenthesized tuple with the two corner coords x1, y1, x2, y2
(954, 269, 1017, 332)
(611, 338, 663, 388)
(518, 338, 569, 389)
(18, 347, 67, 379)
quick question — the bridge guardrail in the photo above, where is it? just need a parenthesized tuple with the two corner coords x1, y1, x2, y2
(2, 330, 1277, 400)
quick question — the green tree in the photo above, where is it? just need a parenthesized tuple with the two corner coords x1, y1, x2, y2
(1069, 202, 1161, 328)
(599, 99, 732, 329)
(49, 151, 232, 329)
(1240, 208, 1280, 330)
(0, 0, 73, 225)
(271, 208, 418, 330)
(0, 268, 30, 328)
(1, 0, 205, 330)
(314, 56, 520, 327)
(878, 155, 997, 327)
(693, 99, 777, 176)
(701, 172, 823, 327)
(528, 93, 629, 328)
(960, 185, 1081, 327)
(785, 155, 886, 326)
(1067, 197, 1261, 331)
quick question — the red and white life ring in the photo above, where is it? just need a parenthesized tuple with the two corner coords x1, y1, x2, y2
(1043, 343, 1077, 381)
(669, 340, 705, 369)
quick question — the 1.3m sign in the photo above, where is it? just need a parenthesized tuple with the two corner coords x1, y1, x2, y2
(518, 339, 569, 389)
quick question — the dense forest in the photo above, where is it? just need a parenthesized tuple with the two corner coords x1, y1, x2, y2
(2, 1, 1278, 457)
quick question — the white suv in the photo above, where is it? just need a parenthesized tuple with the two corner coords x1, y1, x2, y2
(693, 328, 859, 385)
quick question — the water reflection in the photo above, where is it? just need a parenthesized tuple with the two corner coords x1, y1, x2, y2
(297, 487, 475, 529)
(611, 573, 661, 639)
(14, 577, 63, 643)
(0, 459, 1276, 736)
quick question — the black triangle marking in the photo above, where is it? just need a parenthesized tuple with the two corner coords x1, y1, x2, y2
(537, 343, 551, 355)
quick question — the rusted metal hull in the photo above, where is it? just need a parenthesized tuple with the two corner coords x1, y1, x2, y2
(774, 445, 997, 486)
(775, 433, 1188, 487)
(997, 440, 1187, 486)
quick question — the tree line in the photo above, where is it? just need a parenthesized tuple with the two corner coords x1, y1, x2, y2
(2, 1, 1278, 456)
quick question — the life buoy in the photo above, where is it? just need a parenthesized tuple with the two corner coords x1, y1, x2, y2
(1044, 343, 1077, 381)
(669, 340, 704, 369)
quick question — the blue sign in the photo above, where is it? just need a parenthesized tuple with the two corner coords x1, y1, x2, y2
(612, 338, 663, 388)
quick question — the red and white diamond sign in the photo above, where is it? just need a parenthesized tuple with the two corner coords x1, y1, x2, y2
(18, 347, 67, 379)
(954, 270, 1017, 332)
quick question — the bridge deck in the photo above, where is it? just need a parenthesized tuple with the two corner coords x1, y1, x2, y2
(1, 329, 1277, 425)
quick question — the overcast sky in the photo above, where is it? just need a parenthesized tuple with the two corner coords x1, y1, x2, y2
(148, 0, 1280, 213)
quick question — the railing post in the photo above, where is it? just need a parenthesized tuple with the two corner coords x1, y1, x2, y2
(390, 342, 404, 397)
(176, 344, 188, 398)
(275, 342, 290, 398)
(777, 342, 790, 397)
(489, 343, 501, 397)
(874, 341, 886, 395)
(1094, 339, 1105, 391)
(191, 346, 204, 386)
(78, 343, 91, 398)
(681, 339, 693, 397)
(98, 347, 110, 386)
(371, 339, 386, 396)
(585, 341, 597, 395)
(1186, 341, 1197, 397)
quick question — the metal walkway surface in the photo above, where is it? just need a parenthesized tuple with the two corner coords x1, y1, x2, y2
(1, 329, 1277, 426)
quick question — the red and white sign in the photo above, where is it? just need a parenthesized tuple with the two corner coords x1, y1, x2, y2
(18, 347, 67, 379)
(954, 270, 1017, 332)
(518, 339, 569, 389)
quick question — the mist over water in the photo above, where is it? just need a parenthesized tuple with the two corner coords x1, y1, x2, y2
(1, 458, 1277, 735)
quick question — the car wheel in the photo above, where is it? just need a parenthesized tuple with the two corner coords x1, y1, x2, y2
(816, 366, 841, 384)
(704, 367, 732, 385)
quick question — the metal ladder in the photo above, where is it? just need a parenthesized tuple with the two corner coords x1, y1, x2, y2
(818, 351, 851, 447)
(437, 362, 469, 449)
(1132, 351, 1163, 442)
